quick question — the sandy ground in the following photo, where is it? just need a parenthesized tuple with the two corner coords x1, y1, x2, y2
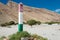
(0, 24, 60, 40)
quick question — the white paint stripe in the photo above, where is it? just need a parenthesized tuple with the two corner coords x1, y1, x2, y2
(18, 12, 23, 24)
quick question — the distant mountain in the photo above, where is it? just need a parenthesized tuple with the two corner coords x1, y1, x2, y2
(0, 1, 60, 24)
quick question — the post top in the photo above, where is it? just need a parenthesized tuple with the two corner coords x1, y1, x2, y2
(19, 2, 23, 4)
(18, 2, 23, 12)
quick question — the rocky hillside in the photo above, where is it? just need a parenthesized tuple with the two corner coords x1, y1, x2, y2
(0, 1, 60, 24)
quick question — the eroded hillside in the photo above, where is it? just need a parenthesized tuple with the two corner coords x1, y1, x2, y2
(0, 1, 60, 24)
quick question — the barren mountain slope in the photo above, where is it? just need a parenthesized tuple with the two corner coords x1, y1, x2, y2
(0, 1, 60, 24)
(23, 6, 60, 22)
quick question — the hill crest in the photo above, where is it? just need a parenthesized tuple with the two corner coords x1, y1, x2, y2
(0, 1, 60, 24)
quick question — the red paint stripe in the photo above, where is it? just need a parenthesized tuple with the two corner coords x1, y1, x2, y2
(18, 3, 23, 12)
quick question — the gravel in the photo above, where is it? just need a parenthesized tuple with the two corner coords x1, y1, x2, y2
(0, 24, 60, 40)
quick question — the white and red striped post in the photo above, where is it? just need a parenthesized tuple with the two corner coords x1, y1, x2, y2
(18, 2, 23, 32)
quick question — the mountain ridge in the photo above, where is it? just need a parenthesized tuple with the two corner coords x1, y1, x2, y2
(0, 1, 60, 24)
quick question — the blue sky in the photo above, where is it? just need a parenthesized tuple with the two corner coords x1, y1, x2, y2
(0, 0, 60, 13)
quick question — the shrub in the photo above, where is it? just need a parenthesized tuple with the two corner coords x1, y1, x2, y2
(0, 21, 15, 27)
(57, 22, 60, 24)
(27, 20, 37, 26)
(8, 21, 15, 25)
(48, 22, 52, 25)
(0, 22, 10, 27)
(45, 22, 53, 25)
(1, 23, 7, 27)
(32, 34, 48, 40)
(32, 34, 40, 39)
(45, 22, 60, 25)
(9, 32, 48, 40)
(0, 36, 6, 40)
(0, 37, 3, 40)
(23, 22, 26, 24)
(36, 21, 41, 25)
(14, 23, 18, 25)
(9, 31, 31, 40)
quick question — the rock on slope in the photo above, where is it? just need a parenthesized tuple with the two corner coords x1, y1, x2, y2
(0, 1, 60, 24)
